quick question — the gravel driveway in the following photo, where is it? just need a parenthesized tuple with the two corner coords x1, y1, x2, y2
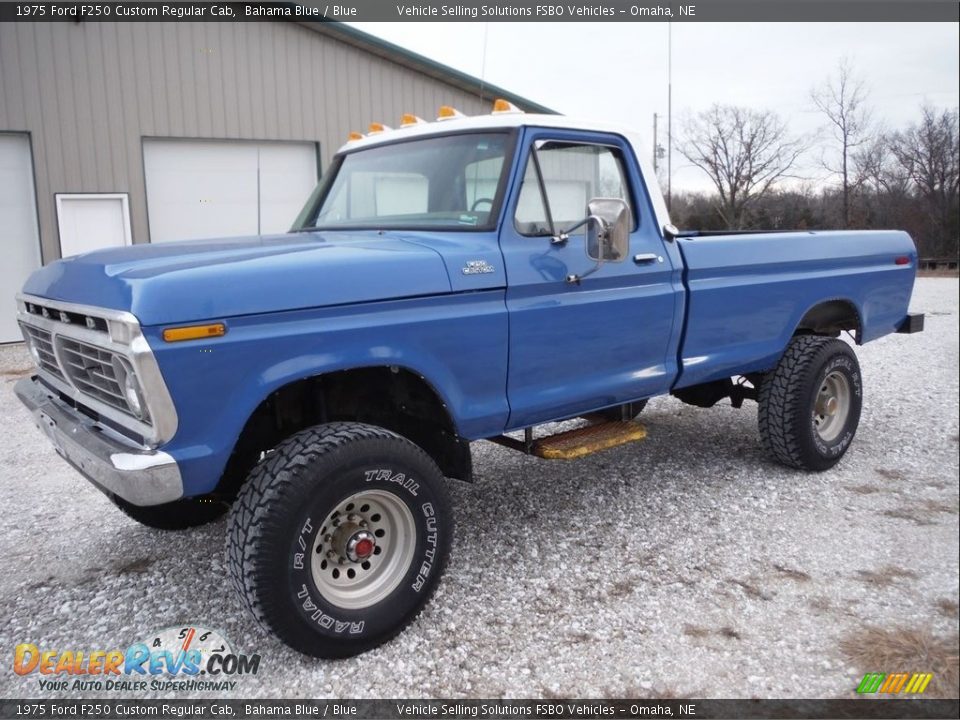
(0, 278, 957, 700)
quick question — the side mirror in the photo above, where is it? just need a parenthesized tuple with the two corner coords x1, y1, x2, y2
(585, 198, 630, 262)
(552, 198, 631, 284)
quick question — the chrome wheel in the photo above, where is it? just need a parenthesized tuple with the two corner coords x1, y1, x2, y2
(310, 489, 416, 610)
(812, 370, 851, 443)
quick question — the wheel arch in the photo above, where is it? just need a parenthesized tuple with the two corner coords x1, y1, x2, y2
(214, 364, 471, 500)
(793, 298, 863, 343)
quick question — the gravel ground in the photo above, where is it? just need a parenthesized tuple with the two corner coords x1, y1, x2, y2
(0, 278, 957, 700)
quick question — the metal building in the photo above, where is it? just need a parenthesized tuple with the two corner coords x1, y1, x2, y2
(0, 20, 550, 342)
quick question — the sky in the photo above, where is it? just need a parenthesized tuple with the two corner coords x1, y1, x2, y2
(349, 22, 960, 193)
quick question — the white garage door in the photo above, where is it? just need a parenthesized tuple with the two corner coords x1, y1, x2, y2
(0, 134, 42, 344)
(143, 139, 318, 243)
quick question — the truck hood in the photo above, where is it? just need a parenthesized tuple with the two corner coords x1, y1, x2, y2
(22, 232, 452, 326)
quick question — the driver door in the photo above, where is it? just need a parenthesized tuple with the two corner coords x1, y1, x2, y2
(499, 129, 682, 428)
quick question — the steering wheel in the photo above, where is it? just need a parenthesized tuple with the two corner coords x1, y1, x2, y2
(470, 198, 494, 212)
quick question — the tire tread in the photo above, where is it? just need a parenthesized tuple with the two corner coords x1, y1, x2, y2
(225, 421, 450, 657)
(758, 335, 836, 470)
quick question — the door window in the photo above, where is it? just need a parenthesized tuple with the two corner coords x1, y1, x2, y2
(514, 141, 635, 236)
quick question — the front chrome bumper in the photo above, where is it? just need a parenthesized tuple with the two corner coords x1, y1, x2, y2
(15, 376, 184, 506)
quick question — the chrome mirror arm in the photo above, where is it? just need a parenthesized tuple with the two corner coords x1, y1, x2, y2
(551, 215, 607, 246)
(565, 263, 602, 285)
(561, 215, 610, 284)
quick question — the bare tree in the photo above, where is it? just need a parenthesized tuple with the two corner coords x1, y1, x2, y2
(679, 105, 805, 229)
(811, 59, 872, 227)
(890, 105, 960, 257)
(854, 133, 915, 199)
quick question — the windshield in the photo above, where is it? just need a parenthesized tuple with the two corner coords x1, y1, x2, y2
(297, 132, 514, 231)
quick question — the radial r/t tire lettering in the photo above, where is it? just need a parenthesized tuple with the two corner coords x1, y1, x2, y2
(226, 422, 452, 658)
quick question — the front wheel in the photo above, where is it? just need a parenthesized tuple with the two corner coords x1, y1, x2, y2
(758, 336, 862, 471)
(226, 422, 452, 658)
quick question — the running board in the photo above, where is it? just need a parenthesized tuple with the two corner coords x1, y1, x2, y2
(489, 420, 647, 460)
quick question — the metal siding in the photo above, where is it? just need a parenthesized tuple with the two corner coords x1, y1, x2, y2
(1, 21, 508, 262)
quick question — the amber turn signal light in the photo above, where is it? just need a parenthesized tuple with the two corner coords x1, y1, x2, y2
(491, 98, 522, 114)
(162, 323, 226, 342)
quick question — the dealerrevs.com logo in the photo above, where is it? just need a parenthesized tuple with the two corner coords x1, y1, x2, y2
(13, 625, 261, 692)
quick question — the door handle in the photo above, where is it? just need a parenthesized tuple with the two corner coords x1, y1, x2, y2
(633, 253, 662, 265)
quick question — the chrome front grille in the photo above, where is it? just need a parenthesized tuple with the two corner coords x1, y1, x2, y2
(19, 324, 64, 380)
(57, 338, 136, 416)
(17, 293, 177, 448)
(22, 300, 110, 332)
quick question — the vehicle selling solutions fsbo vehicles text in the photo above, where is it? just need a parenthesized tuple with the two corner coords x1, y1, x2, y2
(393, 5, 688, 17)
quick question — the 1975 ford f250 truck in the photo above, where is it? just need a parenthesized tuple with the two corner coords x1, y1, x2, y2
(15, 103, 924, 657)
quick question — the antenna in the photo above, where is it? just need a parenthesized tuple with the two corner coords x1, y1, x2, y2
(667, 22, 673, 212)
(653, 113, 659, 172)
(478, 23, 490, 105)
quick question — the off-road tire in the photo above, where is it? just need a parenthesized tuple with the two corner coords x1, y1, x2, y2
(596, 399, 648, 422)
(758, 335, 862, 471)
(226, 422, 452, 658)
(112, 495, 228, 530)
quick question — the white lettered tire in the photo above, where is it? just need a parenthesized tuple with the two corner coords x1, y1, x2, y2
(226, 422, 452, 657)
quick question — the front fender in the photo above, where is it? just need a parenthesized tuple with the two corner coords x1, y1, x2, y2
(146, 292, 509, 497)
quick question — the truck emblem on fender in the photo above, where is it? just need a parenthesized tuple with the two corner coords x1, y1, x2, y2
(461, 260, 495, 275)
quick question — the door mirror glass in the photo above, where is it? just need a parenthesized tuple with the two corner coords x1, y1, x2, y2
(586, 198, 630, 262)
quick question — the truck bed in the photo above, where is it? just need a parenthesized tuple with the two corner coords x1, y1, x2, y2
(674, 229, 917, 389)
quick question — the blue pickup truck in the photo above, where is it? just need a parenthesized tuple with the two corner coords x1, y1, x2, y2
(14, 105, 923, 658)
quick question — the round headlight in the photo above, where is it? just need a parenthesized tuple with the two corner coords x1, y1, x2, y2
(112, 358, 145, 419)
(123, 371, 143, 417)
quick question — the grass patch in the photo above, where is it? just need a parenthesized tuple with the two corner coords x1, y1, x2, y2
(846, 484, 881, 495)
(808, 596, 832, 612)
(729, 578, 773, 601)
(116, 557, 155, 575)
(936, 599, 959, 619)
(608, 579, 635, 598)
(718, 626, 742, 640)
(854, 565, 919, 587)
(772, 563, 811, 582)
(840, 626, 959, 698)
(682, 624, 711, 638)
(883, 499, 959, 526)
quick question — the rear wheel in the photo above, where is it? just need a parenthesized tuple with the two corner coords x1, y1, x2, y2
(758, 336, 862, 471)
(226, 422, 452, 658)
